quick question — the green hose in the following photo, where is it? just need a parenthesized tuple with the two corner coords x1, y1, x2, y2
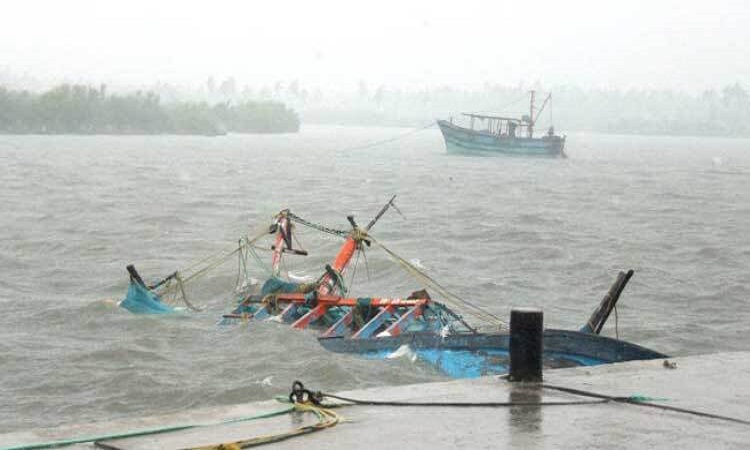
(0, 406, 294, 450)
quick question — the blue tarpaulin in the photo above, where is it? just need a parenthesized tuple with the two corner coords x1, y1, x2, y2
(120, 282, 175, 314)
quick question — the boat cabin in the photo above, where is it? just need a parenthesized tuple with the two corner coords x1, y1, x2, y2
(459, 113, 540, 139)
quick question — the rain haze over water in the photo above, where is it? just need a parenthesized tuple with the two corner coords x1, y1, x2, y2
(1, 0, 750, 437)
(2, 1, 749, 90)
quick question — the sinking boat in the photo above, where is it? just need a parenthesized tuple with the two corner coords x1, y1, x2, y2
(319, 269, 666, 378)
(218, 197, 463, 340)
(120, 198, 665, 378)
(437, 91, 566, 157)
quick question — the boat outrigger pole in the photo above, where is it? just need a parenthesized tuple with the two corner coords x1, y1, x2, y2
(532, 94, 552, 128)
(366, 194, 399, 231)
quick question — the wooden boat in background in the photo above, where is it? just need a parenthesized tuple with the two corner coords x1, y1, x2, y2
(437, 91, 566, 157)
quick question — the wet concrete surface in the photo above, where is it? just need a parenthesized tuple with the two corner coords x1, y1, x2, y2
(3, 352, 749, 449)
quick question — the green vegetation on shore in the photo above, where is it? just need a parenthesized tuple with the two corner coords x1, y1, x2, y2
(0, 84, 300, 135)
(294, 82, 750, 137)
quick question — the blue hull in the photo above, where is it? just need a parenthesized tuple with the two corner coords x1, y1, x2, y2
(119, 281, 176, 314)
(437, 120, 565, 157)
(319, 330, 666, 379)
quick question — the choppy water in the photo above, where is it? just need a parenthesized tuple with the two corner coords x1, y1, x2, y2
(1, 126, 749, 433)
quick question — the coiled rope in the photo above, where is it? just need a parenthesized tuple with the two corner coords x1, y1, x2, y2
(185, 403, 340, 450)
(1, 391, 340, 450)
(0, 407, 294, 450)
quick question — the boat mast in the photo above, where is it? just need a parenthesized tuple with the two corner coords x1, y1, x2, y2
(317, 196, 398, 295)
(270, 211, 292, 277)
(528, 90, 536, 138)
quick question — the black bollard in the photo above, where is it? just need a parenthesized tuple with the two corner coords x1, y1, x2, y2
(509, 308, 544, 382)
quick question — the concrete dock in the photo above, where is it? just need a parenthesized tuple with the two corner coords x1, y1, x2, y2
(3, 352, 750, 449)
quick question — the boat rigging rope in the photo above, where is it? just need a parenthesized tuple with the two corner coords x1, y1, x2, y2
(174, 272, 203, 312)
(286, 211, 349, 238)
(283, 210, 505, 328)
(465, 93, 532, 117)
(347, 247, 362, 293)
(236, 238, 248, 290)
(247, 244, 272, 276)
(158, 226, 273, 298)
(368, 235, 506, 328)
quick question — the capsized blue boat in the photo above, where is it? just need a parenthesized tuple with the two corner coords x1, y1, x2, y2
(319, 329, 666, 379)
(119, 280, 175, 314)
(117, 264, 200, 314)
(317, 270, 666, 378)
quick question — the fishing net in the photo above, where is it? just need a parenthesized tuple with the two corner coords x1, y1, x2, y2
(119, 224, 277, 314)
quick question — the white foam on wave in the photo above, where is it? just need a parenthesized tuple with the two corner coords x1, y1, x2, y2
(386, 344, 418, 362)
(288, 271, 314, 283)
(409, 258, 426, 270)
(235, 277, 259, 293)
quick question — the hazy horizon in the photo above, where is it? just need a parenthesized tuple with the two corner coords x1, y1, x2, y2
(2, 0, 748, 92)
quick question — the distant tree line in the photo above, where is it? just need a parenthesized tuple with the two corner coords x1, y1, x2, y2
(274, 79, 750, 137)
(551, 83, 750, 137)
(0, 84, 300, 135)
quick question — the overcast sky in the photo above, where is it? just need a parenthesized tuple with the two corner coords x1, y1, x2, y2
(1, 0, 748, 91)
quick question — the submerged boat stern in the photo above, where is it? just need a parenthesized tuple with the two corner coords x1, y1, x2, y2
(318, 330, 667, 379)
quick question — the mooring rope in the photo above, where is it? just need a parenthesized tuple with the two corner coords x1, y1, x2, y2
(289, 381, 609, 408)
(342, 121, 437, 152)
(0, 407, 295, 450)
(290, 380, 750, 427)
(185, 402, 340, 450)
(542, 384, 750, 426)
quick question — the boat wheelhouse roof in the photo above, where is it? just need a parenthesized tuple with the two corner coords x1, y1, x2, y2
(461, 113, 526, 123)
